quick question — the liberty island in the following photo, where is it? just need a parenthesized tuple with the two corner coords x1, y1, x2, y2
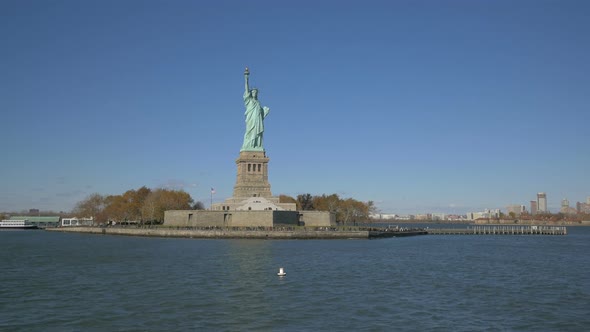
(46, 68, 566, 239)
(46, 67, 425, 238)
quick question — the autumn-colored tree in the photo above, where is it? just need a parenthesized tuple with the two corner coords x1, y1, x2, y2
(339, 198, 369, 223)
(279, 194, 300, 210)
(124, 186, 151, 221)
(141, 188, 193, 224)
(72, 187, 194, 225)
(103, 194, 132, 222)
(306, 193, 374, 223)
(313, 194, 341, 215)
(72, 193, 107, 223)
(141, 192, 159, 223)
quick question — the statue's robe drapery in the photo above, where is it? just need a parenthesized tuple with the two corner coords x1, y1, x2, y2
(241, 90, 269, 151)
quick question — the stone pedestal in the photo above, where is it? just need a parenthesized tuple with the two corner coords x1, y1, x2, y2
(211, 150, 297, 212)
(233, 151, 272, 199)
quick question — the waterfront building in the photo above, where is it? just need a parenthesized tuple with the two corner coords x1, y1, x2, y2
(370, 213, 397, 220)
(466, 212, 484, 220)
(61, 217, 94, 227)
(446, 214, 465, 221)
(577, 202, 590, 214)
(506, 205, 526, 216)
(466, 209, 500, 220)
(431, 213, 446, 221)
(530, 201, 538, 215)
(537, 192, 548, 213)
(486, 209, 501, 218)
(9, 216, 60, 228)
(564, 207, 577, 214)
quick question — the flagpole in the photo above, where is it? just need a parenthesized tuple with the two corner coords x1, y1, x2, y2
(210, 187, 214, 210)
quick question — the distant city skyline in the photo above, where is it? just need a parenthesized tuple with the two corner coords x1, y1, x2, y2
(1, 1, 589, 215)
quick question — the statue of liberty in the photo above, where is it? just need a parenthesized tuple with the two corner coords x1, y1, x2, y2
(241, 67, 270, 151)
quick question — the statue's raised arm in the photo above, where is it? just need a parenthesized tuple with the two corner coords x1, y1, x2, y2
(244, 67, 250, 95)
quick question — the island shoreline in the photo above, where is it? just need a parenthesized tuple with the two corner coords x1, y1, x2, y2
(45, 226, 373, 239)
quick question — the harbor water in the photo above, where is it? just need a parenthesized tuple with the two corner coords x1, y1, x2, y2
(1, 227, 589, 331)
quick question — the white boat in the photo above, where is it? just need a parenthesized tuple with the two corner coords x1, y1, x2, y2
(0, 219, 38, 229)
(277, 267, 286, 276)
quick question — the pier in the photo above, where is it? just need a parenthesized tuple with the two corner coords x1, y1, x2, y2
(427, 225, 567, 235)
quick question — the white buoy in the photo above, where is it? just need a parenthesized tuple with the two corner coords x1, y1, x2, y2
(277, 267, 286, 276)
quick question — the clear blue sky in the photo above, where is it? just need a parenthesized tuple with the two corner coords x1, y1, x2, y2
(1, 0, 589, 214)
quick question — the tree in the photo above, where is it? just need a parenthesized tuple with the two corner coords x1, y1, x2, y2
(141, 193, 158, 223)
(72, 193, 107, 223)
(279, 194, 299, 209)
(192, 201, 205, 210)
(339, 198, 371, 224)
(313, 194, 341, 215)
(140, 188, 193, 224)
(367, 201, 377, 217)
(304, 193, 374, 223)
(124, 186, 151, 221)
(103, 194, 131, 222)
(72, 187, 195, 225)
(297, 193, 314, 211)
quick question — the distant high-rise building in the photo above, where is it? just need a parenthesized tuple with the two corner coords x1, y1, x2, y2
(561, 198, 570, 213)
(530, 201, 538, 215)
(537, 192, 547, 213)
(587, 197, 590, 205)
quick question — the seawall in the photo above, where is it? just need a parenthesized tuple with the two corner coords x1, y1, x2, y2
(46, 227, 371, 239)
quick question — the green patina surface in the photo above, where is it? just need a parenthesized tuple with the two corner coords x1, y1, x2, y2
(241, 68, 269, 152)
